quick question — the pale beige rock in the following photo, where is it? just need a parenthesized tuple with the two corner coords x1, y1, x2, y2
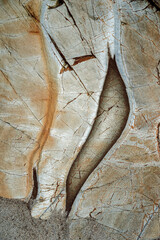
(0, 0, 49, 199)
(31, 0, 115, 219)
(0, 0, 118, 218)
(0, 0, 160, 238)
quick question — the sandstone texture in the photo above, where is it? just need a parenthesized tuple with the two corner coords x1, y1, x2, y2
(0, 0, 160, 239)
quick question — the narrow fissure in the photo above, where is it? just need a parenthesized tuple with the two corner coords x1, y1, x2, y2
(148, 0, 160, 11)
(31, 168, 38, 199)
(66, 58, 130, 213)
(157, 123, 160, 155)
(27, 168, 38, 210)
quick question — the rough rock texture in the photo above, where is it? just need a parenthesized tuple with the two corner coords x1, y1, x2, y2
(0, 0, 160, 239)
(0, 0, 128, 218)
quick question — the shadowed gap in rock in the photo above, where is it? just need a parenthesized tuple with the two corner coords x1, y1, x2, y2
(66, 58, 130, 213)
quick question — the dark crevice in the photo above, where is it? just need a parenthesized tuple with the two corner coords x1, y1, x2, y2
(156, 60, 160, 85)
(63, 0, 94, 55)
(27, 168, 38, 210)
(157, 123, 160, 155)
(63, 0, 84, 41)
(48, 0, 64, 9)
(148, 0, 160, 11)
(48, 33, 73, 72)
(66, 58, 130, 213)
(31, 168, 38, 200)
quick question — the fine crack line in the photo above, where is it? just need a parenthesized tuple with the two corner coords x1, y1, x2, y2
(63, 1, 87, 44)
(136, 204, 160, 240)
(63, 93, 82, 109)
(39, 189, 64, 218)
(0, 118, 33, 140)
(23, 2, 98, 103)
(63, 0, 96, 55)
(47, 33, 97, 102)
(0, 70, 43, 126)
(47, 33, 72, 71)
(0, 169, 28, 177)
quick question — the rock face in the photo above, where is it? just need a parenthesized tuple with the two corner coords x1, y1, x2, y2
(0, 0, 160, 239)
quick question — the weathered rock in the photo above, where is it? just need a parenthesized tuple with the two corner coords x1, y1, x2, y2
(0, 0, 160, 238)
(0, 0, 48, 200)
(31, 0, 115, 218)
(1, 0, 117, 218)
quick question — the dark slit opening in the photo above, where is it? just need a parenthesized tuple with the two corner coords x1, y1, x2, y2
(31, 168, 38, 199)
(66, 58, 130, 214)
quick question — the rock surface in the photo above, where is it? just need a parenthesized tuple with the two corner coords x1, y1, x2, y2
(0, 0, 160, 239)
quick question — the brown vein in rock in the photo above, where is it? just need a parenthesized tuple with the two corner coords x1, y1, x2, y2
(73, 55, 95, 65)
(60, 55, 96, 73)
(21, 3, 58, 199)
(26, 28, 58, 199)
(47, 34, 95, 99)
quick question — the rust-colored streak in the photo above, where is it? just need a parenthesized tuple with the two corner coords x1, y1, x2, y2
(29, 30, 39, 34)
(26, 27, 58, 198)
(73, 55, 95, 65)
(60, 55, 95, 74)
(60, 65, 72, 74)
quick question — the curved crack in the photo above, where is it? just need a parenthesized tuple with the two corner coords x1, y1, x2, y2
(66, 58, 129, 213)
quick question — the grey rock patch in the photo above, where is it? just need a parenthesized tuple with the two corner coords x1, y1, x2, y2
(0, 197, 69, 240)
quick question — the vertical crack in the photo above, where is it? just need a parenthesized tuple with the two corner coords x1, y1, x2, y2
(31, 168, 38, 199)
(63, 0, 94, 54)
(63, 0, 84, 41)
(156, 60, 160, 85)
(157, 123, 160, 156)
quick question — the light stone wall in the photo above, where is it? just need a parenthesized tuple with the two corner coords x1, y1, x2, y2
(0, 0, 160, 239)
